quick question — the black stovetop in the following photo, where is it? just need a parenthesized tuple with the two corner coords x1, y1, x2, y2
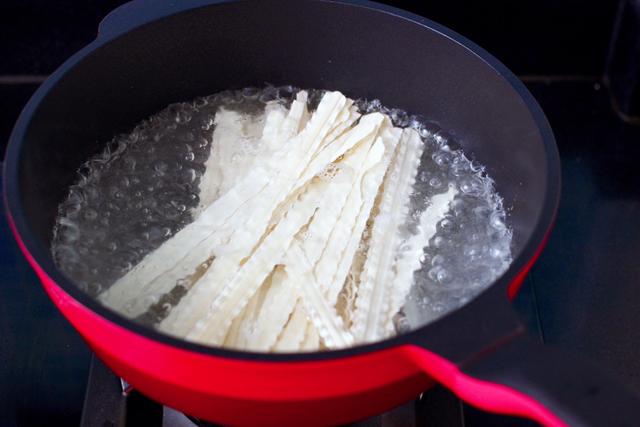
(2, 1, 640, 426)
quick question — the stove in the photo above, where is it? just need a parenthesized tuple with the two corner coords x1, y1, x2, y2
(2, 1, 640, 426)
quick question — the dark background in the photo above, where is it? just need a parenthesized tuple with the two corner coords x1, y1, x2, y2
(2, 1, 640, 426)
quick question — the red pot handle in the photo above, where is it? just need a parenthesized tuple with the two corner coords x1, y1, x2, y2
(406, 334, 640, 426)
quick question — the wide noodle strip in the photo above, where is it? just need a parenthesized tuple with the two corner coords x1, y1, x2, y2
(350, 128, 424, 342)
(383, 185, 458, 337)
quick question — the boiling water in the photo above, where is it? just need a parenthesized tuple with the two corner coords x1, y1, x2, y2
(52, 86, 511, 338)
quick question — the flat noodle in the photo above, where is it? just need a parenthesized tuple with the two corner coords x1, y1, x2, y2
(232, 269, 275, 349)
(196, 100, 288, 217)
(223, 279, 264, 348)
(291, 135, 397, 348)
(325, 125, 402, 305)
(223, 304, 247, 347)
(230, 266, 295, 351)
(299, 321, 320, 351)
(383, 185, 458, 336)
(276, 91, 310, 142)
(288, 249, 354, 348)
(351, 128, 424, 342)
(272, 301, 308, 352)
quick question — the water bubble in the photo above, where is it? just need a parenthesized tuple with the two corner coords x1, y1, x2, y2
(434, 132, 449, 145)
(389, 109, 409, 127)
(490, 247, 504, 258)
(431, 302, 446, 313)
(83, 185, 99, 200)
(119, 261, 133, 274)
(200, 117, 214, 131)
(460, 180, 475, 194)
(154, 161, 168, 175)
(259, 89, 278, 103)
(174, 168, 194, 185)
(419, 127, 431, 138)
(490, 213, 506, 230)
(473, 206, 490, 219)
(83, 209, 98, 221)
(450, 198, 465, 215)
(429, 177, 442, 188)
(87, 282, 103, 295)
(242, 87, 260, 99)
(436, 268, 450, 283)
(431, 254, 445, 265)
(393, 312, 411, 333)
(124, 156, 136, 172)
(184, 152, 195, 162)
(438, 218, 452, 230)
(428, 266, 441, 281)
(175, 110, 192, 124)
(452, 163, 470, 177)
(464, 246, 478, 258)
(194, 97, 208, 108)
(180, 132, 195, 142)
(105, 202, 119, 212)
(433, 153, 450, 166)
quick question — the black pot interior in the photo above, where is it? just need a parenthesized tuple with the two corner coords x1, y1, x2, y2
(14, 1, 552, 324)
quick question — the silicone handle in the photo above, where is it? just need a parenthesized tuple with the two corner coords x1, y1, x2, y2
(408, 333, 640, 426)
(464, 334, 640, 426)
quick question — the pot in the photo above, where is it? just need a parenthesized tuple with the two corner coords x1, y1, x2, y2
(4, 1, 638, 425)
